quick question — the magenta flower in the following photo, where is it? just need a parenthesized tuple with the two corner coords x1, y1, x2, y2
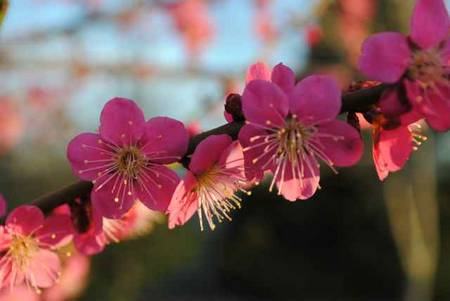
(358, 0, 450, 131)
(67, 98, 189, 218)
(168, 135, 247, 231)
(238, 63, 363, 201)
(0, 205, 73, 292)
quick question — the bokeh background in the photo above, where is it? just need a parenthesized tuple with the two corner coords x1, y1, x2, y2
(1, 0, 450, 300)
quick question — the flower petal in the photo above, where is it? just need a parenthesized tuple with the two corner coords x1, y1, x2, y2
(271, 63, 296, 94)
(238, 124, 274, 181)
(358, 32, 411, 83)
(67, 133, 112, 181)
(189, 135, 232, 175)
(27, 250, 61, 288)
(137, 166, 179, 213)
(168, 171, 198, 229)
(373, 126, 413, 181)
(246, 62, 271, 83)
(74, 232, 106, 256)
(91, 180, 135, 219)
(407, 81, 450, 131)
(99, 97, 146, 146)
(35, 214, 74, 248)
(242, 80, 288, 127)
(6, 206, 44, 236)
(141, 117, 189, 164)
(315, 120, 364, 167)
(410, 0, 450, 49)
(275, 157, 320, 201)
(289, 75, 341, 124)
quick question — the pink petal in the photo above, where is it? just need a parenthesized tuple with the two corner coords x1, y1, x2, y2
(66, 133, 111, 181)
(271, 63, 296, 94)
(373, 126, 413, 181)
(6, 206, 44, 236)
(242, 80, 289, 127)
(275, 158, 320, 201)
(410, 0, 450, 49)
(0, 194, 6, 218)
(91, 180, 135, 219)
(379, 86, 422, 125)
(0, 226, 12, 252)
(316, 120, 364, 167)
(218, 141, 244, 171)
(189, 135, 232, 175)
(358, 32, 411, 83)
(238, 124, 274, 181)
(74, 232, 106, 256)
(27, 250, 61, 288)
(289, 75, 341, 124)
(168, 171, 198, 229)
(224, 111, 233, 123)
(0, 285, 40, 301)
(35, 214, 74, 248)
(141, 117, 189, 164)
(99, 97, 146, 146)
(137, 166, 179, 213)
(407, 81, 450, 131)
(246, 62, 271, 83)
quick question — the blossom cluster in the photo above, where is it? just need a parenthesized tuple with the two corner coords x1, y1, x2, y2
(0, 0, 449, 295)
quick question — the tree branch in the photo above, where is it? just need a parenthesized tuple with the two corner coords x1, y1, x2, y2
(27, 83, 388, 215)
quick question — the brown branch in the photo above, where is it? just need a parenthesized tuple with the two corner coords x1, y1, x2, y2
(27, 83, 388, 215)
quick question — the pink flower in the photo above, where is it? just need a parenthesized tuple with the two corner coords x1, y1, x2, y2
(358, 0, 450, 131)
(43, 253, 90, 301)
(168, 135, 247, 231)
(0, 285, 39, 301)
(238, 63, 363, 201)
(166, 0, 214, 57)
(0, 205, 73, 292)
(58, 199, 162, 256)
(367, 89, 426, 180)
(67, 98, 189, 218)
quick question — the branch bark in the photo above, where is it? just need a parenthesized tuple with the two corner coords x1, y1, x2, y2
(28, 83, 388, 214)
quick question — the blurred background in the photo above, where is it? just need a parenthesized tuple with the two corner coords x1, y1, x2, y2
(1, 0, 450, 300)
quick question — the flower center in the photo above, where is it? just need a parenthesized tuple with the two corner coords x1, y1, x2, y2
(276, 117, 313, 163)
(195, 165, 246, 231)
(408, 48, 446, 88)
(115, 146, 146, 179)
(9, 234, 39, 270)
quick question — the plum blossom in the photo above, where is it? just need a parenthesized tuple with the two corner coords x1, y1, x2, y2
(358, 0, 450, 131)
(0, 205, 73, 293)
(239, 63, 363, 201)
(67, 98, 189, 219)
(43, 253, 90, 301)
(54, 200, 163, 256)
(365, 88, 426, 180)
(168, 135, 248, 231)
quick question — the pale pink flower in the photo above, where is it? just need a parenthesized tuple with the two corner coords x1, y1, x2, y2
(0, 205, 73, 293)
(67, 98, 189, 218)
(168, 135, 247, 231)
(43, 253, 90, 301)
(358, 0, 450, 131)
(0, 285, 39, 301)
(238, 63, 363, 201)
